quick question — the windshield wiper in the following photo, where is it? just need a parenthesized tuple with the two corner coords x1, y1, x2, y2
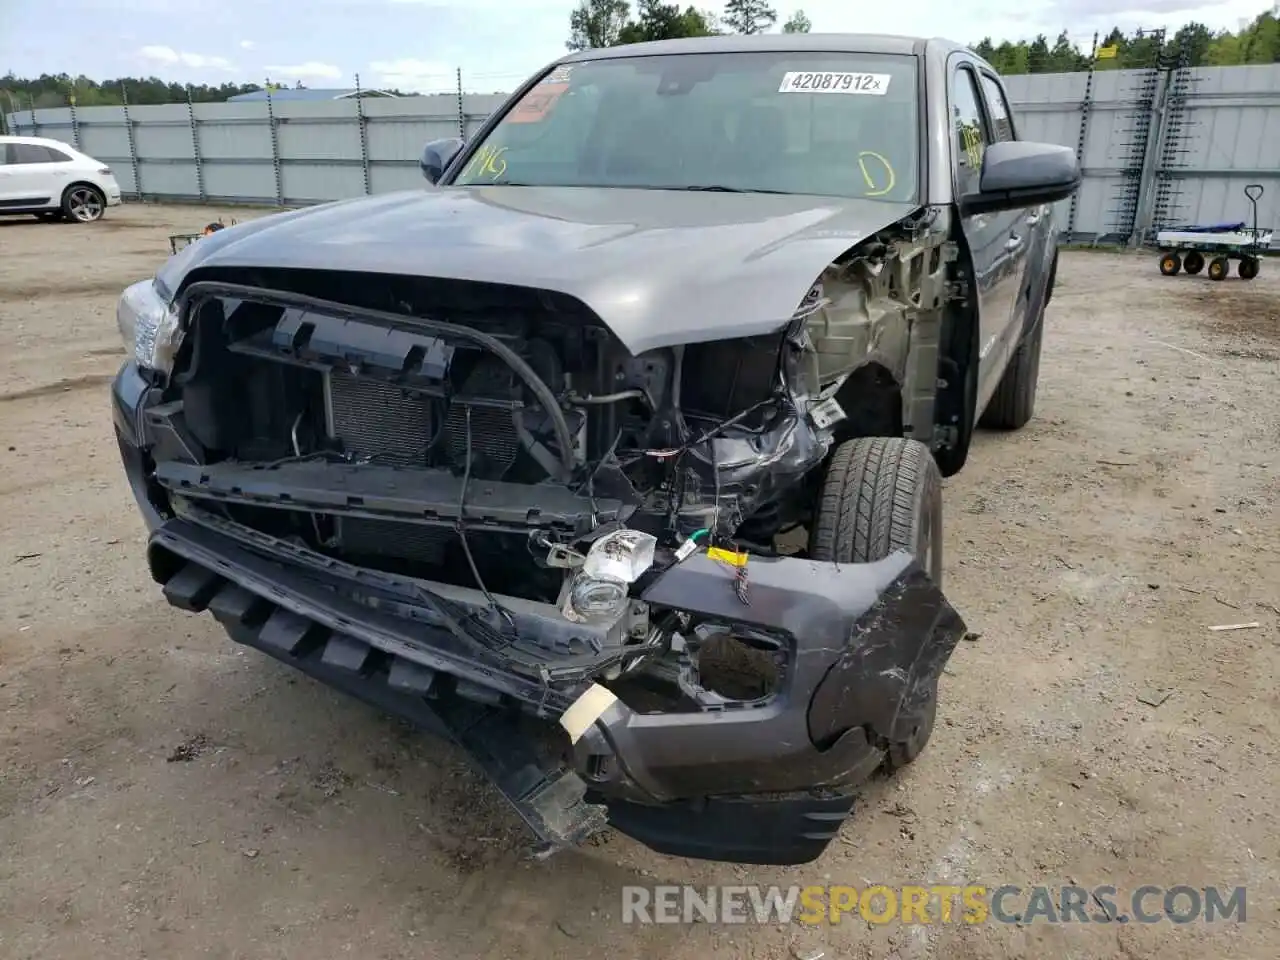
(677, 185, 793, 194)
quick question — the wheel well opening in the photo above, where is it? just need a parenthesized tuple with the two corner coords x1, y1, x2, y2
(62, 181, 105, 201)
(830, 362, 902, 445)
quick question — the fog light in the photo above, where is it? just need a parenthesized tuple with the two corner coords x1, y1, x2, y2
(564, 574, 628, 624)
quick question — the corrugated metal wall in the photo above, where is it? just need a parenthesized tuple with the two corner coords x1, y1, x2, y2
(1002, 63, 1280, 244)
(5, 93, 507, 206)
(1162, 65, 1279, 232)
(6, 64, 1279, 243)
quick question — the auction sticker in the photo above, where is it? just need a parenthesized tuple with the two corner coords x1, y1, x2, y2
(508, 82, 569, 123)
(544, 64, 574, 84)
(778, 71, 891, 95)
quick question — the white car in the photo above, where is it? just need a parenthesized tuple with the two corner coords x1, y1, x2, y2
(0, 135, 123, 223)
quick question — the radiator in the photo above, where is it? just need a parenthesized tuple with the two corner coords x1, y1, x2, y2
(326, 370, 437, 466)
(324, 368, 520, 565)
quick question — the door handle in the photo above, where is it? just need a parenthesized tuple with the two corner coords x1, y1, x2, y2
(1005, 235, 1022, 249)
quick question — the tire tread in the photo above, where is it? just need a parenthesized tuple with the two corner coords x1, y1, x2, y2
(980, 322, 1042, 430)
(809, 436, 929, 567)
(807, 436, 943, 770)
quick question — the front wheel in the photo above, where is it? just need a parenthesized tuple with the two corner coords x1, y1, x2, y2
(809, 437, 943, 770)
(1160, 252, 1182, 276)
(809, 436, 943, 585)
(61, 184, 106, 223)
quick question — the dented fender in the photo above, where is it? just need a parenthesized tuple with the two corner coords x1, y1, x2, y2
(806, 564, 965, 747)
(564, 550, 967, 805)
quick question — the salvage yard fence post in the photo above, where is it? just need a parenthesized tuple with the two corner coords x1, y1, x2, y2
(68, 95, 81, 151)
(1065, 33, 1098, 241)
(354, 73, 372, 195)
(186, 86, 206, 202)
(456, 68, 465, 139)
(120, 84, 142, 201)
(264, 81, 284, 205)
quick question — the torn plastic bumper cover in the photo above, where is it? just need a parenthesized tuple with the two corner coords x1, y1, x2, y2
(141, 509, 964, 864)
(116, 356, 968, 864)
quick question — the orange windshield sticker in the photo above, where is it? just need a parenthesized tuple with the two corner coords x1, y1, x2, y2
(508, 82, 569, 124)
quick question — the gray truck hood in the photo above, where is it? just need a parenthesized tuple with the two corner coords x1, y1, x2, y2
(162, 186, 918, 354)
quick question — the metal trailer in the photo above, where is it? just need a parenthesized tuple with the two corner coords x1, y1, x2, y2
(1156, 184, 1271, 281)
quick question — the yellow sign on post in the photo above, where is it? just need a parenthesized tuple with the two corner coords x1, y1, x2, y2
(1097, 44, 1119, 60)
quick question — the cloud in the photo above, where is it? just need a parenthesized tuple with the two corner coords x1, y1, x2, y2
(239, 40, 255, 50)
(138, 45, 234, 70)
(264, 61, 344, 80)
(369, 58, 456, 92)
(384, 0, 559, 6)
(1042, 0, 1212, 14)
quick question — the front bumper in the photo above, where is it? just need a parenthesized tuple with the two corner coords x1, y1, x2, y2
(113, 361, 967, 864)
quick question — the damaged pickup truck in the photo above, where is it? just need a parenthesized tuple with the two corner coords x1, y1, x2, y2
(112, 34, 1078, 865)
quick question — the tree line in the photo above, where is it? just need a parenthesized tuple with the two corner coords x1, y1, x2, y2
(568, 0, 810, 49)
(1, 76, 268, 111)
(0, 76, 415, 113)
(568, 2, 1280, 73)
(974, 13, 1280, 74)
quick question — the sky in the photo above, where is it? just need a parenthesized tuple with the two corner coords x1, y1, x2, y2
(1, 0, 1274, 94)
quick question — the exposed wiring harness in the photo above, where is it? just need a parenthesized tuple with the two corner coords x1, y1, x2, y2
(456, 406, 519, 640)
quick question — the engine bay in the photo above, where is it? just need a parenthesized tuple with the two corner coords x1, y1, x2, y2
(139, 223, 946, 711)
(163, 274, 847, 599)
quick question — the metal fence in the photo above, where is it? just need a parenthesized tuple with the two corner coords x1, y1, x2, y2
(6, 62, 1280, 243)
(1004, 63, 1280, 245)
(4, 92, 508, 206)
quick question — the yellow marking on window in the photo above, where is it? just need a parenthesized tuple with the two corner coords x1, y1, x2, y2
(857, 150, 896, 197)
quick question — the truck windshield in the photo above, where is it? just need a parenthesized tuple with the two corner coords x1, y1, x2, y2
(451, 51, 919, 203)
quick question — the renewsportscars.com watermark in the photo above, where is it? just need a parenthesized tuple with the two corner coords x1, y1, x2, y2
(621, 884, 1247, 926)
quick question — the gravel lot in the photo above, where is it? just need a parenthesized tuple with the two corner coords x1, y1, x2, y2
(1, 203, 1277, 960)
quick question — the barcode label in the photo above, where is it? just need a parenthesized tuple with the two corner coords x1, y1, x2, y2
(778, 71, 891, 95)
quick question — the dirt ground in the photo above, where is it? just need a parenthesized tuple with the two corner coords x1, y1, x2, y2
(1, 203, 1277, 960)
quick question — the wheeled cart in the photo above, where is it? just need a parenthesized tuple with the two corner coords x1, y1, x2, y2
(1156, 184, 1271, 282)
(167, 219, 235, 255)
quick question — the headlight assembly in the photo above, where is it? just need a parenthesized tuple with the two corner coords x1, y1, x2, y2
(117, 279, 183, 374)
(560, 529, 657, 625)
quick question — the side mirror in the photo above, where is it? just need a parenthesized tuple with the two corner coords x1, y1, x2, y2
(420, 137, 464, 184)
(963, 141, 1081, 216)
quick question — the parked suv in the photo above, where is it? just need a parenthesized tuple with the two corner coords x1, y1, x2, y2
(0, 135, 122, 222)
(111, 34, 1078, 865)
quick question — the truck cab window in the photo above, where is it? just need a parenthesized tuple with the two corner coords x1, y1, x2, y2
(951, 67, 988, 195)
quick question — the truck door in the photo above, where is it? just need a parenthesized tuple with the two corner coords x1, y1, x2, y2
(949, 62, 1020, 411)
(976, 71, 1039, 346)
